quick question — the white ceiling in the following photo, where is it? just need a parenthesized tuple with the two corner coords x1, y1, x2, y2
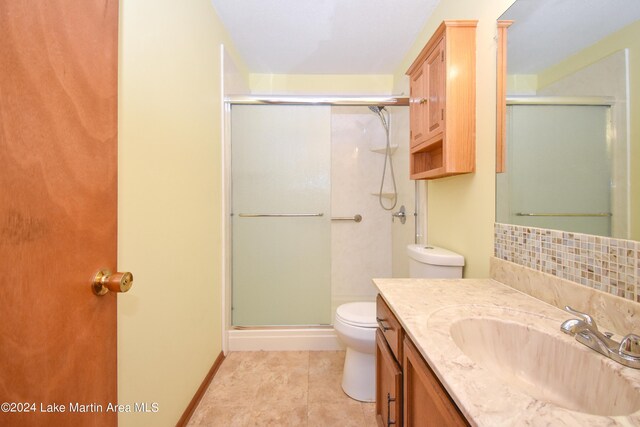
(211, 0, 640, 76)
(502, 0, 640, 74)
(210, 0, 441, 74)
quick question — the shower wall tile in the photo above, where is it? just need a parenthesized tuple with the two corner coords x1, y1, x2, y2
(389, 107, 414, 278)
(330, 107, 392, 313)
(495, 223, 640, 303)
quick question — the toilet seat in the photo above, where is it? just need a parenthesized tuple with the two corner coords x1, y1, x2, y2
(335, 302, 377, 328)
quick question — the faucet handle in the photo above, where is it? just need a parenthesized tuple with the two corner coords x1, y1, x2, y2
(564, 306, 598, 330)
(619, 334, 640, 358)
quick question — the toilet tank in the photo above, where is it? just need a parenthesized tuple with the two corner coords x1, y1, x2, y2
(407, 244, 464, 278)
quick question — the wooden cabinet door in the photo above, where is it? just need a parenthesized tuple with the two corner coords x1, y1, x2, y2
(376, 330, 402, 427)
(424, 38, 445, 143)
(0, 1, 119, 426)
(409, 64, 427, 147)
(403, 338, 468, 427)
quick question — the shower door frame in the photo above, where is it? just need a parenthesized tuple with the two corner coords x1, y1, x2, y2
(221, 96, 409, 352)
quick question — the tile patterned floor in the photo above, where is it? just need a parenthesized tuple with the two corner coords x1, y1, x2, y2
(188, 351, 377, 426)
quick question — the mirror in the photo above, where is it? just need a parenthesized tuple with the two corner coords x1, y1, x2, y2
(496, 0, 640, 241)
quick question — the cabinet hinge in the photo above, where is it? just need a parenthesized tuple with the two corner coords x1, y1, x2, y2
(441, 109, 444, 120)
(441, 50, 444, 61)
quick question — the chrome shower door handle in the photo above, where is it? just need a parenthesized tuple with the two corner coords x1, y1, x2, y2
(238, 213, 324, 218)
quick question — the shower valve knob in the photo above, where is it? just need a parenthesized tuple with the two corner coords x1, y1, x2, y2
(391, 205, 407, 224)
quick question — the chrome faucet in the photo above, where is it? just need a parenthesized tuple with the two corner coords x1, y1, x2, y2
(560, 306, 640, 369)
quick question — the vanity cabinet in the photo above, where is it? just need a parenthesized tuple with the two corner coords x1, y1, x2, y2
(403, 337, 469, 426)
(406, 20, 477, 180)
(376, 295, 469, 426)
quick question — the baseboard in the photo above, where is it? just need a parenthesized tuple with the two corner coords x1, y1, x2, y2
(228, 327, 344, 351)
(176, 351, 225, 426)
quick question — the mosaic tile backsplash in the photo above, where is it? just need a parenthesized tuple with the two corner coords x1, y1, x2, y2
(494, 223, 640, 303)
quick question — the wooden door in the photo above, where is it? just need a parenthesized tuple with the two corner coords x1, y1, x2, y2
(0, 1, 119, 426)
(376, 330, 402, 427)
(424, 38, 445, 143)
(403, 338, 468, 427)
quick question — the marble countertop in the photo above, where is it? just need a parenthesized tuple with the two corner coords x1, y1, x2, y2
(373, 278, 640, 426)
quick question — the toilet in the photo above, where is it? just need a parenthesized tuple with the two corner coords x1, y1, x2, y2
(333, 244, 464, 402)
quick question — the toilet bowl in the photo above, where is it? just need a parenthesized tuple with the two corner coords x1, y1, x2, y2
(334, 245, 465, 403)
(333, 302, 377, 402)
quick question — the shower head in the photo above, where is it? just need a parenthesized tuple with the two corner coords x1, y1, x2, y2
(368, 105, 385, 114)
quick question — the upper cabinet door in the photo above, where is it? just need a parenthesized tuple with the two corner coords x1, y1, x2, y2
(409, 38, 445, 148)
(425, 38, 446, 143)
(410, 62, 427, 146)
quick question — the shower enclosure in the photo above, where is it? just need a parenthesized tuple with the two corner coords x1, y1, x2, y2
(231, 105, 332, 326)
(228, 100, 409, 331)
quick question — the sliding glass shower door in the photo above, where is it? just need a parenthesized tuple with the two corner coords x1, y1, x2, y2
(231, 105, 332, 326)
(500, 104, 611, 236)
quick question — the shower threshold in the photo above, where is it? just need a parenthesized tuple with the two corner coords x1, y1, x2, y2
(232, 324, 331, 330)
(228, 325, 342, 351)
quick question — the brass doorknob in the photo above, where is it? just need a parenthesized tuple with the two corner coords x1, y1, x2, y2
(92, 269, 133, 296)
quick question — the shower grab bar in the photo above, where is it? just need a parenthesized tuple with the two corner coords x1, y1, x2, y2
(331, 214, 362, 223)
(515, 212, 612, 217)
(238, 213, 324, 218)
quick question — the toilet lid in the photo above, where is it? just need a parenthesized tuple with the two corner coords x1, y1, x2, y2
(336, 302, 377, 328)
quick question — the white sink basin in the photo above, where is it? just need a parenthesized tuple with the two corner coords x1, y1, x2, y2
(449, 317, 640, 416)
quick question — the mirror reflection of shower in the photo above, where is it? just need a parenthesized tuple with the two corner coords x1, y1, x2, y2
(368, 106, 397, 210)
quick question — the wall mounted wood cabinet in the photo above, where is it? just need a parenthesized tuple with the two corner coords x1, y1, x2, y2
(406, 20, 477, 180)
(376, 295, 469, 426)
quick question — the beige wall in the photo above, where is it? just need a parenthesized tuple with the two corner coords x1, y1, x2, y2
(393, 0, 517, 278)
(117, 1, 247, 425)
